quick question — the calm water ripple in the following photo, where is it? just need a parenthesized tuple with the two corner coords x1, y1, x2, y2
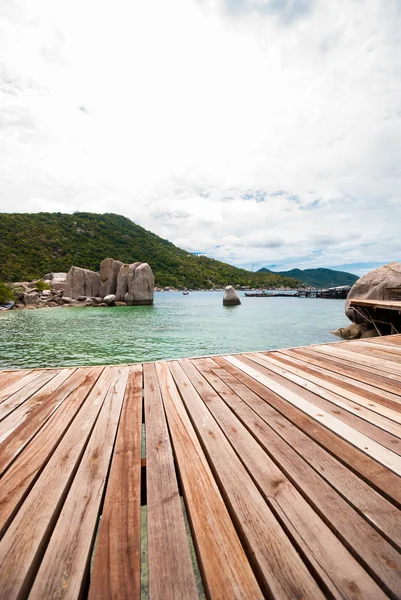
(0, 292, 349, 369)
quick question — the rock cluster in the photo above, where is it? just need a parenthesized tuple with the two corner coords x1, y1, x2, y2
(223, 285, 241, 306)
(9, 258, 155, 310)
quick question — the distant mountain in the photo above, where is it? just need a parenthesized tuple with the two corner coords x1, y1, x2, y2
(257, 267, 358, 288)
(0, 212, 302, 289)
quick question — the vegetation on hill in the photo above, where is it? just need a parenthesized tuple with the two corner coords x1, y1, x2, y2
(0, 212, 301, 289)
(257, 267, 358, 288)
(0, 282, 14, 303)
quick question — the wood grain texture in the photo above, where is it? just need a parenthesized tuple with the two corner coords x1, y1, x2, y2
(0, 370, 59, 421)
(88, 365, 143, 600)
(0, 367, 102, 537)
(197, 358, 401, 596)
(213, 355, 401, 506)
(170, 359, 325, 600)
(284, 346, 401, 396)
(155, 361, 263, 600)
(203, 357, 401, 550)
(227, 355, 401, 476)
(143, 363, 198, 600)
(187, 357, 387, 600)
(0, 369, 76, 445)
(272, 351, 401, 413)
(248, 352, 401, 440)
(29, 366, 129, 600)
(0, 370, 31, 393)
(0, 366, 113, 600)
(0, 370, 43, 404)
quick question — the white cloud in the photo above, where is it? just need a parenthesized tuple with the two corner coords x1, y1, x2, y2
(0, 0, 400, 275)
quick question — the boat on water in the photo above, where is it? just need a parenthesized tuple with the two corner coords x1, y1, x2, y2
(183, 291, 189, 295)
(0, 301, 14, 311)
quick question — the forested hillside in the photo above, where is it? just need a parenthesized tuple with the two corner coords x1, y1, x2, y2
(0, 212, 301, 289)
(258, 267, 358, 288)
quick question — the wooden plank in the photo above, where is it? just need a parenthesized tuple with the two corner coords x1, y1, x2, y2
(350, 298, 401, 310)
(0, 368, 76, 445)
(273, 350, 401, 413)
(0, 370, 31, 393)
(203, 357, 401, 550)
(183, 358, 387, 599)
(155, 361, 263, 600)
(213, 356, 401, 506)
(142, 363, 198, 600)
(336, 342, 401, 366)
(284, 346, 401, 397)
(0, 370, 42, 403)
(0, 366, 116, 599)
(313, 344, 401, 376)
(88, 365, 143, 600)
(0, 370, 59, 419)
(28, 366, 129, 600)
(169, 359, 325, 600)
(227, 355, 401, 476)
(248, 352, 401, 440)
(0, 369, 86, 477)
(0, 367, 103, 538)
(352, 340, 401, 357)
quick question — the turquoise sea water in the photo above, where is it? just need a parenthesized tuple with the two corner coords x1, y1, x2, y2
(0, 291, 349, 369)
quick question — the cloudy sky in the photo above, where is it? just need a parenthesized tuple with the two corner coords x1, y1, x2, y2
(0, 0, 400, 275)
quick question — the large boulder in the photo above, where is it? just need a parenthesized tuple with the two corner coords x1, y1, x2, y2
(22, 291, 39, 306)
(115, 262, 140, 301)
(64, 267, 100, 299)
(223, 285, 241, 306)
(345, 262, 401, 323)
(99, 258, 124, 298)
(126, 263, 154, 305)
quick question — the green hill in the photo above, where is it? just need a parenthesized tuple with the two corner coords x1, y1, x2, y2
(0, 212, 302, 289)
(257, 267, 358, 288)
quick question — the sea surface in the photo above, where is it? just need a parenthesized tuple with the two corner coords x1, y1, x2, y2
(0, 291, 349, 369)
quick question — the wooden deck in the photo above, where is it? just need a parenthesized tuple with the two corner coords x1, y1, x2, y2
(1, 335, 401, 599)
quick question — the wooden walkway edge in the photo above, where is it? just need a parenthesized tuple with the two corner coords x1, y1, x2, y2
(0, 334, 401, 599)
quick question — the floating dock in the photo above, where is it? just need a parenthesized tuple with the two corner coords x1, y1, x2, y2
(0, 335, 401, 599)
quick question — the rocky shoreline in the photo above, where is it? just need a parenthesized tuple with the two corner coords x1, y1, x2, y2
(4, 258, 154, 311)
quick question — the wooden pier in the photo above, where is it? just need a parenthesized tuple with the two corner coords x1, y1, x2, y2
(0, 335, 401, 599)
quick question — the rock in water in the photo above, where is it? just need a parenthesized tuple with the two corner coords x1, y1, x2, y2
(103, 294, 116, 305)
(116, 262, 140, 301)
(99, 258, 124, 298)
(345, 262, 401, 323)
(64, 267, 100, 299)
(126, 263, 154, 305)
(223, 285, 241, 306)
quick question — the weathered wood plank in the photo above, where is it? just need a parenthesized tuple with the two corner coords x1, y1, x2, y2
(0, 368, 76, 445)
(0, 366, 115, 599)
(0, 368, 83, 476)
(169, 359, 325, 600)
(353, 340, 401, 357)
(28, 366, 129, 600)
(249, 352, 401, 438)
(0, 367, 102, 538)
(204, 357, 401, 549)
(186, 358, 387, 599)
(284, 346, 401, 396)
(0, 370, 31, 393)
(213, 356, 401, 505)
(0, 370, 60, 421)
(0, 370, 41, 403)
(155, 361, 263, 600)
(273, 350, 401, 413)
(228, 355, 401, 475)
(142, 363, 198, 600)
(313, 344, 401, 377)
(335, 342, 401, 367)
(88, 365, 143, 600)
